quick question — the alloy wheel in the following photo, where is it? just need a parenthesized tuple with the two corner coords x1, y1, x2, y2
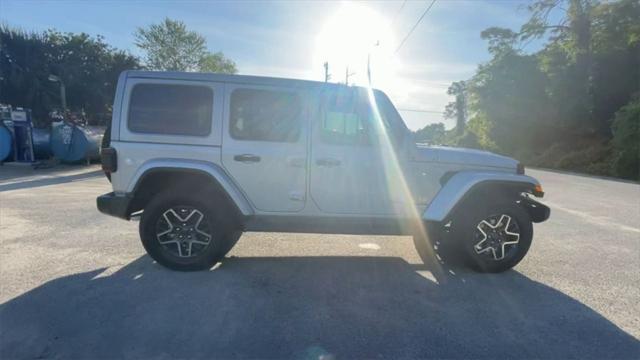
(473, 214, 520, 261)
(155, 206, 212, 258)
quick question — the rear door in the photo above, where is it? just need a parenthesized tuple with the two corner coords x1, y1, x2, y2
(221, 84, 308, 212)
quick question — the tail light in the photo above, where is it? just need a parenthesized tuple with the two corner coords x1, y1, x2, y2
(101, 147, 117, 173)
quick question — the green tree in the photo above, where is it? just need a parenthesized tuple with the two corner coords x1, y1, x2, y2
(471, 52, 553, 156)
(0, 25, 140, 125)
(45, 31, 139, 121)
(134, 18, 236, 73)
(0, 26, 51, 122)
(520, 0, 601, 134)
(413, 123, 445, 144)
(611, 96, 640, 180)
(444, 81, 467, 135)
(199, 52, 237, 74)
(443, 0, 639, 179)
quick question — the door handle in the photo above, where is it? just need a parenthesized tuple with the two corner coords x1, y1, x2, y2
(316, 158, 341, 167)
(233, 154, 261, 163)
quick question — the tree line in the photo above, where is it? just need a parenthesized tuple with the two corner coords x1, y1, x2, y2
(414, 0, 639, 180)
(0, 18, 236, 127)
(1, 5, 636, 179)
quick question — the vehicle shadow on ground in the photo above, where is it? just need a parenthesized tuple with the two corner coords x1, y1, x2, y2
(1, 256, 638, 359)
(0, 170, 102, 192)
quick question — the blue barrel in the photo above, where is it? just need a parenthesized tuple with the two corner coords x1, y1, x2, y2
(0, 124, 12, 162)
(31, 127, 52, 160)
(51, 122, 104, 163)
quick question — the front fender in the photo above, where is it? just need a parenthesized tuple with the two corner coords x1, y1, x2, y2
(422, 171, 541, 222)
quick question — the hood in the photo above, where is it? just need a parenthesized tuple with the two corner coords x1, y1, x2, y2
(413, 145, 518, 169)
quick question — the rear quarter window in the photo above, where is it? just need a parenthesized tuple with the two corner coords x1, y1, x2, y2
(128, 83, 213, 136)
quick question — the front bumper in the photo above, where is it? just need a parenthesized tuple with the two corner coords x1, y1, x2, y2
(520, 197, 550, 223)
(97, 192, 132, 220)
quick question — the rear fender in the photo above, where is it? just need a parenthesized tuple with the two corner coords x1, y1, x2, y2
(422, 171, 542, 222)
(128, 159, 254, 216)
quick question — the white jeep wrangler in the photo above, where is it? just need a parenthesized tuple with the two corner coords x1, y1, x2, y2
(98, 71, 549, 272)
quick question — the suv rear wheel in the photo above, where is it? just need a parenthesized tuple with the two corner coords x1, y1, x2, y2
(139, 190, 241, 271)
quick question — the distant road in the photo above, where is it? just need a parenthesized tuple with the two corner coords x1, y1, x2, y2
(0, 165, 638, 359)
(529, 168, 639, 233)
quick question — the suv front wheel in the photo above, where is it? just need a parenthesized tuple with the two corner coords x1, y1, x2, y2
(139, 190, 241, 271)
(453, 202, 533, 273)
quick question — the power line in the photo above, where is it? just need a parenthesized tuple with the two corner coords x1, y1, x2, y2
(391, 0, 407, 27)
(398, 108, 443, 114)
(395, 0, 437, 54)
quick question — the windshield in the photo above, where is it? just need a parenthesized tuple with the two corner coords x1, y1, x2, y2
(371, 90, 409, 147)
(320, 87, 408, 147)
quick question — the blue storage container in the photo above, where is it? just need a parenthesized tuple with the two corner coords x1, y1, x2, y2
(51, 122, 104, 163)
(0, 124, 12, 162)
(3, 108, 39, 163)
(31, 127, 52, 160)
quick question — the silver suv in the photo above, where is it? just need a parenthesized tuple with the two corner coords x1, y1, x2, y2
(98, 71, 549, 272)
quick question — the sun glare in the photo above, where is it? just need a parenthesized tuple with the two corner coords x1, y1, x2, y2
(314, 2, 442, 274)
(314, 2, 403, 94)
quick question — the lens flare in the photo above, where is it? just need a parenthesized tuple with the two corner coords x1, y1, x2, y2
(365, 86, 444, 276)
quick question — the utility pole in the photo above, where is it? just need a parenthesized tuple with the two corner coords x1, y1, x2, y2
(323, 62, 331, 82)
(345, 66, 355, 85)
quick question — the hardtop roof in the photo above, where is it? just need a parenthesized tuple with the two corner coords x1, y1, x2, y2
(124, 70, 378, 92)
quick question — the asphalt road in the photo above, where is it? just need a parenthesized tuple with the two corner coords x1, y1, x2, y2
(0, 164, 638, 359)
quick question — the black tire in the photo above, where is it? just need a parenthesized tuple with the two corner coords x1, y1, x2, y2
(413, 231, 434, 265)
(139, 190, 242, 271)
(452, 202, 533, 273)
(101, 124, 111, 182)
(218, 230, 243, 256)
(413, 222, 465, 267)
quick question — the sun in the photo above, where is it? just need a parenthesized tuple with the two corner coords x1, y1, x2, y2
(314, 2, 401, 92)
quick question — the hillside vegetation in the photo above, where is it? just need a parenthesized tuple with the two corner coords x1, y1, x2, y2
(414, 0, 639, 180)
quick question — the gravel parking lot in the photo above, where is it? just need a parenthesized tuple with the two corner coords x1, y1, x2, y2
(1, 164, 639, 359)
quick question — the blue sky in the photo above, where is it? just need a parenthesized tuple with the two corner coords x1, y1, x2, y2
(1, 0, 535, 130)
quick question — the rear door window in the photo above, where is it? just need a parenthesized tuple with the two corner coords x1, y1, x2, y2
(229, 88, 302, 142)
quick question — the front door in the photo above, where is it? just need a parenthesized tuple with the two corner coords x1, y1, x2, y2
(222, 84, 307, 212)
(309, 88, 395, 215)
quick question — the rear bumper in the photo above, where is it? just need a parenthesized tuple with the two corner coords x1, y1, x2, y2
(97, 192, 131, 220)
(520, 197, 550, 223)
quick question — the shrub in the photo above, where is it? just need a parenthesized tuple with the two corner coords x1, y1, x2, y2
(443, 130, 482, 149)
(529, 141, 613, 176)
(611, 96, 640, 180)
